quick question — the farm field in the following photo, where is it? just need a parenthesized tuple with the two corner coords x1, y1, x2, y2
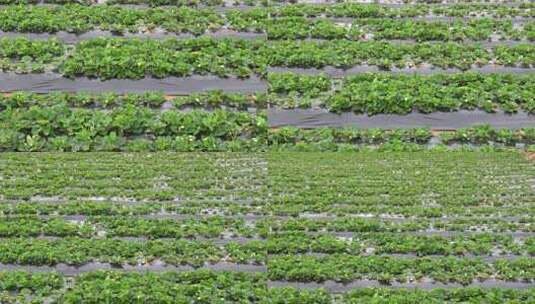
(0, 0, 534, 302)
(0, 152, 533, 302)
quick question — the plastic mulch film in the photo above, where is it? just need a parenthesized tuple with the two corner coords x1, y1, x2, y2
(268, 108, 535, 129)
(0, 73, 267, 94)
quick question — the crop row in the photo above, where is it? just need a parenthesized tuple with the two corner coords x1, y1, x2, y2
(0, 237, 532, 280)
(0, 199, 532, 218)
(272, 0, 534, 4)
(0, 134, 267, 152)
(262, 217, 535, 233)
(0, 215, 533, 238)
(264, 3, 535, 18)
(0, 216, 259, 238)
(0, 5, 267, 35)
(269, 72, 535, 114)
(0, 38, 64, 73)
(264, 40, 535, 71)
(2, 6, 535, 42)
(2, 37, 535, 77)
(0, 91, 266, 110)
(0, 237, 266, 266)
(3, 270, 534, 303)
(1, 128, 534, 152)
(0, 0, 266, 5)
(0, 200, 266, 216)
(268, 254, 535, 284)
(0, 106, 266, 151)
(1, 223, 534, 257)
(0, 199, 533, 219)
(0, 270, 267, 304)
(270, 126, 535, 147)
(3, 93, 535, 150)
(270, 201, 535, 218)
(309, 288, 535, 304)
(267, 17, 535, 41)
(3, 0, 533, 11)
(267, 232, 535, 256)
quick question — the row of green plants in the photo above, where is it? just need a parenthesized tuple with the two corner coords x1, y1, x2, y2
(271, 287, 535, 304)
(268, 232, 534, 256)
(0, 271, 63, 303)
(61, 37, 267, 79)
(0, 134, 267, 152)
(1, 103, 265, 138)
(267, 3, 535, 18)
(3, 6, 535, 42)
(2, 37, 535, 77)
(0, 0, 533, 9)
(0, 0, 265, 5)
(0, 91, 266, 110)
(268, 17, 535, 41)
(268, 254, 535, 284)
(0, 270, 271, 304)
(0, 37, 65, 73)
(0, 237, 531, 277)
(269, 72, 535, 114)
(106, 0, 267, 5)
(0, 200, 263, 216)
(59, 270, 269, 303)
(1, 198, 530, 219)
(0, 237, 266, 266)
(271, 0, 533, 3)
(0, 196, 531, 218)
(269, 126, 535, 146)
(0, 215, 532, 238)
(0, 195, 530, 216)
(0, 105, 266, 150)
(0, 5, 267, 35)
(3, 118, 534, 151)
(266, 39, 535, 71)
(0, 216, 257, 238)
(270, 203, 535, 218)
(2, 270, 534, 303)
(0, 0, 92, 3)
(263, 217, 535, 233)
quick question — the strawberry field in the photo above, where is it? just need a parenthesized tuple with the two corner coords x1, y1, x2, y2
(0, 0, 534, 302)
(0, 152, 533, 302)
